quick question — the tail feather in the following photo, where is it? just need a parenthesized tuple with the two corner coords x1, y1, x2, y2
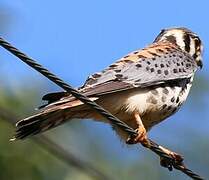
(11, 105, 94, 140)
(11, 92, 99, 140)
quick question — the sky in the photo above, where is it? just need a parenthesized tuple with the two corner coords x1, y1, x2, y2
(0, 0, 209, 177)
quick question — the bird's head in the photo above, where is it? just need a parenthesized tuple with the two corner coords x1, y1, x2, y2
(154, 27, 203, 68)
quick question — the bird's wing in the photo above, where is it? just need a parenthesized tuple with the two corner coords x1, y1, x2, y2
(41, 42, 197, 108)
(81, 42, 197, 95)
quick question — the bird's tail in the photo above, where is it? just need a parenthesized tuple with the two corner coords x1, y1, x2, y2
(11, 97, 98, 140)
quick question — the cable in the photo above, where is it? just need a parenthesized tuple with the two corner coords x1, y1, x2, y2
(0, 37, 205, 180)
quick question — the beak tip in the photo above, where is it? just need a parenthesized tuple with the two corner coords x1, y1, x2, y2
(197, 61, 203, 69)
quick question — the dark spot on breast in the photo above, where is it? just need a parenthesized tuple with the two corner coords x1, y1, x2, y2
(136, 63, 142, 68)
(172, 54, 176, 57)
(157, 69, 162, 74)
(137, 55, 146, 58)
(150, 68, 155, 72)
(151, 89, 158, 95)
(167, 106, 172, 111)
(171, 107, 177, 114)
(147, 96, 157, 104)
(166, 64, 170, 67)
(163, 88, 169, 94)
(179, 68, 182, 72)
(161, 96, 166, 102)
(155, 64, 158, 67)
(162, 104, 167, 109)
(171, 97, 175, 102)
(160, 64, 164, 68)
(114, 69, 121, 73)
(179, 55, 183, 58)
(164, 70, 169, 75)
(146, 66, 150, 71)
(176, 97, 180, 103)
(173, 69, 178, 73)
(193, 54, 197, 59)
(133, 51, 138, 54)
(152, 57, 156, 60)
(147, 61, 151, 65)
(178, 102, 182, 107)
(177, 63, 180, 66)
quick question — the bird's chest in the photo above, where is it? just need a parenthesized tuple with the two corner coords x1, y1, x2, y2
(124, 78, 193, 130)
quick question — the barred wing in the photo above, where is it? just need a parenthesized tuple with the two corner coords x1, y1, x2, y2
(82, 48, 197, 96)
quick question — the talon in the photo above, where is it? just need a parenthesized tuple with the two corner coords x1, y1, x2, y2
(169, 152, 184, 163)
(160, 157, 173, 171)
(126, 126, 148, 145)
(160, 151, 184, 171)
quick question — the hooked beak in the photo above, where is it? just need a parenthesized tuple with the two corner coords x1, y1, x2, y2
(197, 60, 203, 69)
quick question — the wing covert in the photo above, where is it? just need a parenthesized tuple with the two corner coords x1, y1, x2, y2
(82, 44, 197, 96)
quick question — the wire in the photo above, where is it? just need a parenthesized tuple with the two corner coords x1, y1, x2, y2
(0, 37, 205, 180)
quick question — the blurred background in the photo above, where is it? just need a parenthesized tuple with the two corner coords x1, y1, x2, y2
(0, 1, 208, 180)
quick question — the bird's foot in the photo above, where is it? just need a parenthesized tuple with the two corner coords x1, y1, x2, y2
(126, 126, 149, 146)
(160, 148, 184, 171)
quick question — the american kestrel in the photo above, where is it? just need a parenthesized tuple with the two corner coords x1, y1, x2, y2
(12, 27, 203, 151)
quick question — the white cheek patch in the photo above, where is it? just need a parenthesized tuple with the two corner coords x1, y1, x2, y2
(189, 36, 196, 57)
(172, 31, 185, 50)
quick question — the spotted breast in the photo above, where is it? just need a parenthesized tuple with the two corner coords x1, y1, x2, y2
(123, 77, 193, 130)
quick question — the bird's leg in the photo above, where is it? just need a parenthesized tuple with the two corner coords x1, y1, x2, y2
(159, 145, 184, 168)
(126, 112, 149, 145)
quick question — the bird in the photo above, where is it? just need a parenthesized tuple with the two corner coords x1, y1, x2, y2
(12, 27, 203, 157)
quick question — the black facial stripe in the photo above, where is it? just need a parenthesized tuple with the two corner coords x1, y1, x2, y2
(194, 38, 201, 50)
(165, 35, 177, 45)
(193, 54, 197, 59)
(184, 34, 191, 52)
(193, 38, 201, 60)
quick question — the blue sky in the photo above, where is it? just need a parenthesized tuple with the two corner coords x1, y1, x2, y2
(0, 0, 209, 172)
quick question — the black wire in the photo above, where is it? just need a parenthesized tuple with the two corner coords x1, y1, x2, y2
(0, 37, 205, 180)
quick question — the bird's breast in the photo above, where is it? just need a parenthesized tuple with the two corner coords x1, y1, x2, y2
(123, 77, 193, 130)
